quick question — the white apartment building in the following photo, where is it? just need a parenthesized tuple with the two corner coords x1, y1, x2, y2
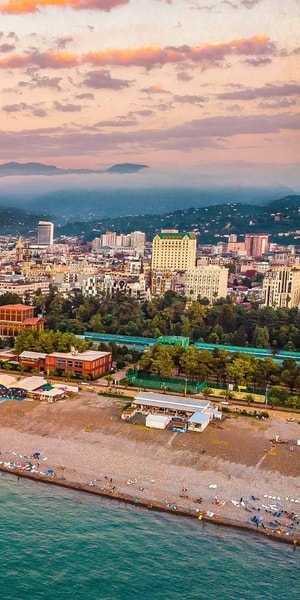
(37, 221, 54, 246)
(94, 231, 145, 256)
(0, 277, 50, 300)
(101, 231, 117, 247)
(184, 266, 228, 303)
(151, 232, 196, 271)
(131, 231, 146, 256)
(262, 266, 300, 308)
(81, 273, 147, 300)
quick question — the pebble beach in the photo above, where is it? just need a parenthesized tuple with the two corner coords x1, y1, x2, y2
(1, 392, 300, 544)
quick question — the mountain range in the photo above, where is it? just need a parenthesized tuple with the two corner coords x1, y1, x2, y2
(0, 161, 148, 177)
(0, 194, 299, 245)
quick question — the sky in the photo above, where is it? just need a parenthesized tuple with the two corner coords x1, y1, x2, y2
(0, 0, 299, 187)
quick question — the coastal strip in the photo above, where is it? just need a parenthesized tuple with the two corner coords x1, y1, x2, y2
(1, 465, 299, 549)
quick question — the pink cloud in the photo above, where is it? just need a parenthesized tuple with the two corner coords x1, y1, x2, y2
(0, 0, 129, 15)
(82, 69, 131, 89)
(0, 35, 274, 73)
(218, 82, 300, 100)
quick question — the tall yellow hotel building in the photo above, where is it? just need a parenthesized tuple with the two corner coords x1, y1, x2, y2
(151, 232, 197, 271)
(151, 231, 197, 295)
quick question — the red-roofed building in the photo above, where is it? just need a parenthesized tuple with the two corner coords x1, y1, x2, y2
(0, 304, 44, 337)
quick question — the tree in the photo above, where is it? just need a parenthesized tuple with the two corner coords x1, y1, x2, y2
(186, 301, 206, 327)
(253, 326, 269, 349)
(269, 386, 290, 407)
(232, 326, 247, 347)
(0, 292, 23, 305)
(89, 314, 104, 333)
(202, 386, 212, 400)
(245, 394, 255, 405)
(254, 357, 279, 389)
(32, 289, 46, 313)
(104, 374, 113, 387)
(14, 328, 89, 354)
(226, 355, 257, 387)
(151, 346, 174, 377)
(280, 359, 300, 393)
(179, 346, 201, 379)
(138, 347, 155, 372)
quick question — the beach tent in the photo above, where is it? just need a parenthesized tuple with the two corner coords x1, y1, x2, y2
(40, 388, 64, 402)
(0, 374, 18, 389)
(17, 376, 48, 392)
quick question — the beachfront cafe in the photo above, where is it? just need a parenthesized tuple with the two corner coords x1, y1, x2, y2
(133, 391, 210, 418)
(129, 392, 222, 432)
(0, 374, 71, 402)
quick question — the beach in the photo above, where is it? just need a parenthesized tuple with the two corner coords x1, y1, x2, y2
(1, 392, 300, 544)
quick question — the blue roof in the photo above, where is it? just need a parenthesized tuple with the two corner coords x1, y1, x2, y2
(188, 412, 210, 424)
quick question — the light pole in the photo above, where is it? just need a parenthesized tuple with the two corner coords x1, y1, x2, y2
(184, 378, 187, 396)
(265, 384, 269, 406)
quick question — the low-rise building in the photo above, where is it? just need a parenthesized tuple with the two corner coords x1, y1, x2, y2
(132, 391, 209, 418)
(0, 304, 44, 337)
(45, 349, 112, 379)
(184, 265, 228, 303)
(187, 412, 210, 432)
(19, 350, 47, 371)
(262, 266, 300, 308)
(127, 391, 221, 432)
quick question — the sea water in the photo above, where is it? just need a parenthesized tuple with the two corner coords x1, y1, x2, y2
(0, 474, 298, 600)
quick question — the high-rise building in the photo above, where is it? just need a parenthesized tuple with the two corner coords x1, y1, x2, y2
(37, 221, 54, 246)
(151, 232, 196, 271)
(15, 237, 24, 262)
(101, 231, 117, 247)
(184, 266, 228, 303)
(262, 266, 300, 308)
(245, 234, 269, 258)
(131, 231, 146, 256)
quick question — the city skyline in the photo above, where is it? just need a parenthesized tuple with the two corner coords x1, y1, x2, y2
(0, 0, 299, 187)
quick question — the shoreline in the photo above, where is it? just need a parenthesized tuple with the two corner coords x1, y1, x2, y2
(1, 465, 299, 549)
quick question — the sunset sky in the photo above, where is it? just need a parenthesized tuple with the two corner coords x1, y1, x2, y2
(0, 0, 299, 184)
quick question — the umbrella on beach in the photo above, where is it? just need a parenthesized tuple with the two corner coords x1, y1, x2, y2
(47, 469, 54, 475)
(33, 452, 41, 458)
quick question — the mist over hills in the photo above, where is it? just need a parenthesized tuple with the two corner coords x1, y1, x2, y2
(0, 161, 148, 178)
(0, 161, 296, 222)
(0, 161, 298, 241)
(1, 194, 299, 245)
(56, 195, 300, 244)
(0, 185, 294, 222)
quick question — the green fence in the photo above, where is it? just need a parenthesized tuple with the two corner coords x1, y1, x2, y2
(207, 381, 266, 395)
(127, 370, 206, 394)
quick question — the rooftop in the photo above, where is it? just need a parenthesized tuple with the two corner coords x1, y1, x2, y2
(134, 391, 209, 413)
(23, 317, 44, 325)
(16, 375, 48, 391)
(19, 351, 47, 360)
(48, 350, 110, 361)
(154, 233, 196, 240)
(188, 412, 210, 424)
(0, 304, 33, 311)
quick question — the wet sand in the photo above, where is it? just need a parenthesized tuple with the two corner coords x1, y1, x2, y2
(0, 393, 300, 545)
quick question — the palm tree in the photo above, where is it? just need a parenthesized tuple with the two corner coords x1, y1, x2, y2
(202, 386, 212, 400)
(104, 374, 113, 387)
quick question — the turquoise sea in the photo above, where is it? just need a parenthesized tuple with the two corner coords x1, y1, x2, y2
(0, 474, 298, 600)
